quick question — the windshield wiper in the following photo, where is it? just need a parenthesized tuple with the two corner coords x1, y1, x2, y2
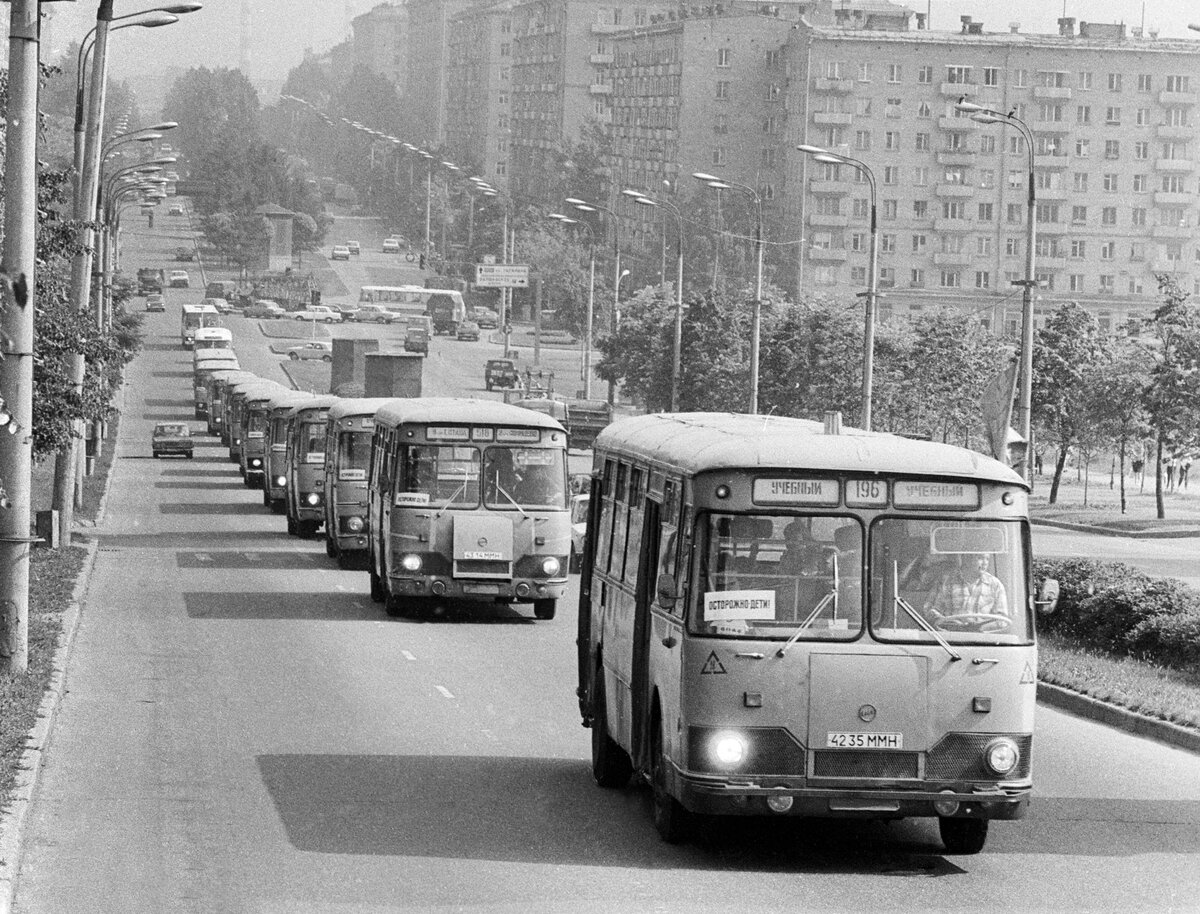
(491, 473, 529, 518)
(777, 555, 840, 657)
(434, 474, 470, 518)
(891, 562, 961, 661)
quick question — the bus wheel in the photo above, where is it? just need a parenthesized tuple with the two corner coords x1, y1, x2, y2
(939, 817, 988, 855)
(534, 599, 556, 620)
(591, 676, 632, 789)
(384, 591, 407, 617)
(299, 520, 319, 538)
(286, 516, 297, 536)
(650, 716, 690, 844)
(262, 491, 270, 508)
(369, 566, 384, 603)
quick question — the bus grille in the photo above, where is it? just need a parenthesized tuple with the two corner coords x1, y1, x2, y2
(454, 559, 511, 579)
(812, 751, 918, 779)
(687, 727, 805, 776)
(926, 733, 1033, 780)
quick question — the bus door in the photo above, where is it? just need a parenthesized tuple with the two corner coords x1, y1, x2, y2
(578, 473, 603, 719)
(629, 496, 660, 769)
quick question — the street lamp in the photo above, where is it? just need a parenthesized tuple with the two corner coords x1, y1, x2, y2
(692, 173, 764, 414)
(566, 195, 623, 406)
(483, 189, 515, 358)
(549, 213, 595, 399)
(625, 189, 685, 411)
(797, 144, 878, 430)
(955, 99, 1036, 480)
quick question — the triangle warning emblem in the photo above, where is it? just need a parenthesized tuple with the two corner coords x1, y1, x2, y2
(701, 651, 727, 675)
(1020, 661, 1035, 684)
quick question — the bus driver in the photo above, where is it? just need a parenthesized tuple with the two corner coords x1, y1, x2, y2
(923, 553, 1009, 620)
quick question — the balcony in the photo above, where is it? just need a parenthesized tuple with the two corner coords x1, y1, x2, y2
(1154, 191, 1194, 206)
(809, 180, 852, 195)
(940, 81, 977, 97)
(808, 213, 849, 228)
(813, 111, 853, 126)
(933, 252, 973, 266)
(1034, 155, 1070, 170)
(590, 22, 625, 34)
(1033, 85, 1072, 100)
(589, 53, 614, 65)
(1032, 120, 1071, 134)
(933, 217, 972, 233)
(1037, 253, 1067, 265)
(1037, 187, 1069, 202)
(808, 247, 848, 263)
(1159, 89, 1197, 106)
(1155, 157, 1195, 172)
(1157, 124, 1193, 140)
(935, 183, 975, 197)
(814, 77, 854, 93)
(936, 150, 976, 166)
(938, 116, 976, 131)
(1036, 220, 1068, 234)
(1151, 223, 1191, 239)
(1152, 259, 1186, 272)
(589, 84, 612, 95)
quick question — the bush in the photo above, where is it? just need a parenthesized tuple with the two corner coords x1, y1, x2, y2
(1036, 558, 1200, 673)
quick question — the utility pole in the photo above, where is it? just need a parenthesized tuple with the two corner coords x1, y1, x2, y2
(0, 0, 42, 673)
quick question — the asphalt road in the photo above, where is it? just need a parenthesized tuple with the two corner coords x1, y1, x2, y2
(10, 219, 1200, 914)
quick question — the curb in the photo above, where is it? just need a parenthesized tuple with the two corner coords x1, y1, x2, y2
(1037, 680, 1200, 754)
(0, 536, 100, 914)
(1031, 517, 1200, 539)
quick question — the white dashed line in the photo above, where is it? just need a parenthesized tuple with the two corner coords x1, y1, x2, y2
(334, 583, 347, 592)
(401, 650, 416, 661)
(436, 685, 455, 700)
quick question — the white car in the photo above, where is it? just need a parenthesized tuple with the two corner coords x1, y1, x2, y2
(382, 238, 400, 254)
(168, 270, 190, 288)
(331, 245, 351, 261)
(569, 493, 589, 573)
(168, 203, 185, 216)
(287, 341, 333, 362)
(293, 306, 342, 323)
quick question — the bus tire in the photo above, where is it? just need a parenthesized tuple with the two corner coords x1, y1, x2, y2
(384, 591, 407, 617)
(299, 520, 319, 538)
(286, 516, 297, 536)
(369, 565, 384, 603)
(262, 490, 270, 508)
(534, 599, 556, 620)
(590, 675, 632, 789)
(650, 713, 690, 844)
(939, 817, 988, 855)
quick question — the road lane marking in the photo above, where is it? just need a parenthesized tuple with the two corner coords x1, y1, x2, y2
(436, 685, 454, 699)
(335, 583, 347, 592)
(194, 553, 212, 563)
(401, 650, 416, 661)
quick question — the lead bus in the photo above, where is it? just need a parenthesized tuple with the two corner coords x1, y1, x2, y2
(180, 303, 220, 349)
(366, 398, 570, 620)
(577, 413, 1058, 853)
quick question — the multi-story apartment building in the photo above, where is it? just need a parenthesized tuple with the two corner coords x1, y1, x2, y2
(406, 0, 477, 147)
(786, 13, 1200, 332)
(351, 2, 408, 93)
(445, 0, 516, 186)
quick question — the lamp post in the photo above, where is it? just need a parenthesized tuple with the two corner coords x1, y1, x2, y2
(624, 189, 685, 411)
(797, 144, 878, 430)
(417, 150, 434, 269)
(692, 172, 764, 414)
(566, 196, 622, 406)
(549, 213, 595, 399)
(956, 100, 1036, 480)
(481, 187, 516, 359)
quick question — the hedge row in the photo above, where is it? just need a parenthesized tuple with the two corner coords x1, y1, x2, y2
(1034, 558, 1200, 673)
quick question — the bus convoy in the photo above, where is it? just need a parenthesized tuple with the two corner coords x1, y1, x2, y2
(181, 325, 1060, 857)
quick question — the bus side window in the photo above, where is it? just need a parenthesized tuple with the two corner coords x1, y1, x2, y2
(621, 467, 645, 582)
(596, 459, 616, 576)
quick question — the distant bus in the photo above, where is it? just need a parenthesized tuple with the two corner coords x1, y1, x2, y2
(192, 326, 233, 351)
(357, 285, 466, 333)
(180, 304, 220, 349)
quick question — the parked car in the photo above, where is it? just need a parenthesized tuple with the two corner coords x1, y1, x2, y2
(455, 320, 480, 341)
(331, 245, 351, 261)
(469, 307, 499, 329)
(404, 325, 429, 355)
(346, 241, 361, 255)
(382, 238, 401, 254)
(244, 300, 286, 319)
(331, 303, 360, 319)
(151, 422, 193, 459)
(294, 305, 342, 323)
(174, 246, 194, 262)
(485, 358, 520, 391)
(168, 203, 185, 216)
(203, 296, 235, 315)
(287, 341, 333, 362)
(351, 304, 394, 324)
(168, 270, 190, 288)
(144, 296, 165, 313)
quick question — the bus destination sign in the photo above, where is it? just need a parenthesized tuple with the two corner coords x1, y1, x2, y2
(892, 480, 980, 510)
(752, 478, 839, 506)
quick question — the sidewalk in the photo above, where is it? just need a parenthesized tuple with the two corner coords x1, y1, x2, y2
(1028, 466, 1200, 538)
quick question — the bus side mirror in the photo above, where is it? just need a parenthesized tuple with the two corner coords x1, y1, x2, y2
(657, 573, 678, 610)
(1034, 578, 1060, 615)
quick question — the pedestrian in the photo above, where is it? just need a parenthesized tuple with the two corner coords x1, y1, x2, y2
(1165, 455, 1176, 491)
(1181, 455, 1192, 490)
(1131, 456, 1144, 477)
(1034, 450, 1044, 476)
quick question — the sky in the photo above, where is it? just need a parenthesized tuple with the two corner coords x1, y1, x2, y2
(35, 0, 1200, 91)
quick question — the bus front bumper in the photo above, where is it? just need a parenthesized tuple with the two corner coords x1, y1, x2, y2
(388, 576, 568, 603)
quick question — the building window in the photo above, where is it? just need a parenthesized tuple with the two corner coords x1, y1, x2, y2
(815, 196, 842, 215)
(911, 234, 927, 254)
(824, 61, 843, 78)
(1073, 172, 1088, 192)
(1069, 274, 1085, 292)
(979, 135, 996, 155)
(1071, 205, 1087, 224)
(855, 130, 871, 151)
(853, 198, 870, 218)
(915, 132, 930, 151)
(857, 61, 872, 81)
(978, 202, 994, 221)
(762, 115, 777, 134)
(940, 271, 961, 288)
(1101, 206, 1117, 226)
(764, 84, 780, 101)
(983, 67, 999, 86)
(1036, 203, 1060, 224)
(1108, 73, 1122, 92)
(1162, 175, 1186, 193)
(979, 169, 995, 188)
(918, 101, 932, 118)
(1167, 107, 1190, 127)
(977, 236, 992, 256)
(1007, 203, 1023, 224)
(913, 166, 929, 185)
(972, 271, 989, 289)
(850, 233, 866, 252)
(1131, 207, 1147, 226)
(1099, 275, 1114, 292)
(1077, 105, 1091, 125)
(1100, 242, 1115, 261)
(918, 65, 933, 84)
(717, 47, 731, 67)
(883, 199, 898, 219)
(946, 65, 973, 84)
(913, 200, 928, 218)
(942, 200, 965, 219)
(879, 267, 895, 287)
(1013, 69, 1027, 88)
(761, 148, 776, 168)
(850, 266, 867, 284)
(881, 234, 896, 254)
(1075, 139, 1090, 157)
(711, 147, 726, 166)
(1070, 240, 1086, 258)
(715, 81, 729, 100)
(1137, 73, 1152, 92)
(1103, 173, 1118, 192)
(1078, 71, 1093, 89)
(910, 268, 925, 287)
(1130, 278, 1145, 295)
(1105, 140, 1121, 159)
(1131, 242, 1146, 261)
(714, 114, 728, 134)
(1135, 141, 1149, 160)
(855, 97, 872, 116)
(885, 131, 900, 151)
(887, 63, 902, 83)
(1105, 107, 1121, 125)
(1039, 103, 1062, 122)
(1136, 107, 1152, 126)
(1005, 238, 1021, 256)
(1167, 75, 1190, 93)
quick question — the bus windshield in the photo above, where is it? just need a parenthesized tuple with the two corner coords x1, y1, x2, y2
(870, 518, 1030, 645)
(301, 420, 325, 463)
(338, 431, 372, 479)
(400, 445, 480, 506)
(245, 413, 267, 437)
(483, 446, 568, 510)
(689, 513, 864, 641)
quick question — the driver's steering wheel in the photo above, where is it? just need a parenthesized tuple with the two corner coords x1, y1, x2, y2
(934, 613, 1012, 633)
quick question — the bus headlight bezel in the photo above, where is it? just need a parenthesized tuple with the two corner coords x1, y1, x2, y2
(344, 515, 365, 533)
(983, 737, 1020, 776)
(305, 492, 321, 507)
(711, 731, 747, 767)
(249, 458, 262, 469)
(275, 475, 287, 487)
(400, 553, 422, 572)
(541, 556, 561, 576)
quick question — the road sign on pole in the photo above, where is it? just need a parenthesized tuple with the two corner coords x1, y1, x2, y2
(475, 264, 529, 288)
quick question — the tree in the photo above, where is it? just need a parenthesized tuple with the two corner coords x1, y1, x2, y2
(1031, 302, 1109, 503)
(1086, 337, 1150, 514)
(199, 211, 270, 272)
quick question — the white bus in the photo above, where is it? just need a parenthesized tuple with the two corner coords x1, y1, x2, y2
(357, 285, 467, 334)
(180, 304, 221, 349)
(192, 326, 233, 351)
(578, 412, 1059, 853)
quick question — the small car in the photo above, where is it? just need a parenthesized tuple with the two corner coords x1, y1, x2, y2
(470, 307, 499, 329)
(331, 303, 360, 319)
(168, 203, 185, 216)
(569, 493, 589, 573)
(174, 246, 194, 261)
(382, 238, 401, 254)
(152, 422, 193, 458)
(168, 270, 190, 288)
(485, 358, 519, 391)
(144, 296, 165, 313)
(287, 341, 333, 362)
(346, 241, 361, 255)
(331, 245, 351, 261)
(455, 320, 480, 341)
(351, 304, 394, 323)
(244, 300, 286, 319)
(294, 305, 342, 322)
(203, 296, 235, 315)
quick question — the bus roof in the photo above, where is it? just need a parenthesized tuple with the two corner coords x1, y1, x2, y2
(266, 391, 310, 410)
(326, 397, 397, 421)
(194, 327, 232, 338)
(373, 397, 566, 434)
(182, 304, 219, 314)
(594, 413, 1025, 488)
(285, 395, 340, 417)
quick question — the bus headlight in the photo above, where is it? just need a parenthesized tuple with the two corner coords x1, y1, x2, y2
(984, 737, 1020, 776)
(711, 731, 747, 767)
(400, 554, 422, 572)
(344, 515, 364, 533)
(541, 556, 560, 576)
(275, 475, 287, 487)
(305, 492, 321, 507)
(250, 458, 262, 469)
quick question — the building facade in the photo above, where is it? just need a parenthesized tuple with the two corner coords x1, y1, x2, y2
(445, 0, 516, 185)
(406, 0, 477, 147)
(351, 2, 409, 93)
